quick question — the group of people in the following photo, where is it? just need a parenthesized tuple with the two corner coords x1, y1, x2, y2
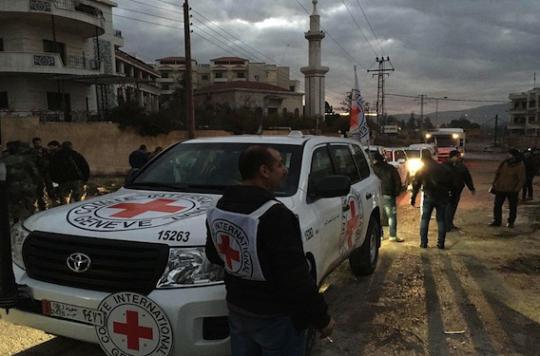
(372, 147, 537, 250)
(0, 137, 89, 223)
(128, 144, 163, 169)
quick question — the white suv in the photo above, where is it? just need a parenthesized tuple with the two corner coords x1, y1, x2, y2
(4, 135, 383, 356)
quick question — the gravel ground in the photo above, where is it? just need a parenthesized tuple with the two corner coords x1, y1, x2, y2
(1, 156, 539, 356)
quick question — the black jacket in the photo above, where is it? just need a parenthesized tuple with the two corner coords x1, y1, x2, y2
(412, 158, 453, 202)
(205, 185, 330, 330)
(129, 149, 149, 169)
(49, 148, 90, 183)
(444, 161, 475, 193)
(373, 161, 402, 197)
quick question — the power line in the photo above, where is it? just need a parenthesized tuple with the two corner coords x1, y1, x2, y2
(192, 24, 255, 59)
(340, 0, 380, 58)
(113, 13, 182, 29)
(120, 0, 180, 12)
(386, 93, 507, 103)
(354, 0, 384, 56)
(115, 6, 182, 24)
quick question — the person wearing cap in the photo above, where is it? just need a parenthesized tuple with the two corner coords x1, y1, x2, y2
(411, 151, 453, 249)
(372, 151, 403, 242)
(489, 149, 526, 228)
(444, 150, 475, 231)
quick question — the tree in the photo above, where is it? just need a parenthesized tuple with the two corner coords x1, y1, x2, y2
(423, 116, 435, 129)
(406, 113, 417, 131)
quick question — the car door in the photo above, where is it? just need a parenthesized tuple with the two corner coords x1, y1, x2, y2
(304, 145, 342, 278)
(328, 144, 369, 262)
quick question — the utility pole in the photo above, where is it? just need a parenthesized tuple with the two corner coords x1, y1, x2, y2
(367, 57, 394, 132)
(183, 0, 195, 139)
(494, 114, 499, 146)
(419, 94, 425, 130)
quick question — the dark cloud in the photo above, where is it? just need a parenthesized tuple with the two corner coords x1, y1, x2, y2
(114, 0, 540, 114)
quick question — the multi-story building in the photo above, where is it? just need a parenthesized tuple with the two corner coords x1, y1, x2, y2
(154, 56, 299, 94)
(0, 0, 124, 120)
(115, 49, 160, 112)
(508, 87, 540, 136)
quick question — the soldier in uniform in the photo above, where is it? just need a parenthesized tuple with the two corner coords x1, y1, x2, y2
(0, 141, 40, 225)
(31, 137, 56, 210)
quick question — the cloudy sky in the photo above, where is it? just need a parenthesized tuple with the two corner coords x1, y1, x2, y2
(113, 0, 539, 118)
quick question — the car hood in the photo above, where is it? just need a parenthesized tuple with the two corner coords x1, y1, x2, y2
(23, 188, 293, 246)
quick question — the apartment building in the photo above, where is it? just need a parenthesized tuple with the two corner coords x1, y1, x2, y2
(0, 0, 123, 120)
(508, 87, 540, 136)
(115, 49, 160, 112)
(154, 56, 299, 93)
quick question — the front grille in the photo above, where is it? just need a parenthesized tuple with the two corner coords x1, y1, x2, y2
(23, 231, 169, 295)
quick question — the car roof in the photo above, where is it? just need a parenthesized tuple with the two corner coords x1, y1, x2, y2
(184, 135, 365, 146)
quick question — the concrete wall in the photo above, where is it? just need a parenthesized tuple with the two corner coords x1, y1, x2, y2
(0, 117, 295, 176)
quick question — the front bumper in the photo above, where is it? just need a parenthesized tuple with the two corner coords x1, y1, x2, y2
(1, 265, 230, 356)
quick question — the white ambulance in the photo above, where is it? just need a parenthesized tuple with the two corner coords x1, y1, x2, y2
(4, 134, 383, 356)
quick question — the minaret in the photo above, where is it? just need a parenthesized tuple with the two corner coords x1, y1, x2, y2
(301, 0, 329, 121)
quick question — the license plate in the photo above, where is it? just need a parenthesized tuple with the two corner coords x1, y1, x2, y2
(42, 300, 104, 327)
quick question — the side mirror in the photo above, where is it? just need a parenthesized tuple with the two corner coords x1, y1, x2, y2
(397, 158, 406, 164)
(309, 175, 351, 199)
(124, 168, 140, 186)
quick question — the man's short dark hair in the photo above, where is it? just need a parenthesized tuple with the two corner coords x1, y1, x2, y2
(62, 141, 73, 149)
(372, 152, 385, 162)
(47, 140, 60, 147)
(32, 137, 41, 144)
(238, 146, 277, 180)
(139, 144, 147, 150)
(449, 150, 460, 158)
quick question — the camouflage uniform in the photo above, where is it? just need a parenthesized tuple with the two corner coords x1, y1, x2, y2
(0, 144, 40, 224)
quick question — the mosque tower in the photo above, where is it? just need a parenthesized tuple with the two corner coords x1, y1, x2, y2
(300, 0, 329, 120)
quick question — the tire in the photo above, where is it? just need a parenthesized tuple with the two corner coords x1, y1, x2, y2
(349, 217, 380, 276)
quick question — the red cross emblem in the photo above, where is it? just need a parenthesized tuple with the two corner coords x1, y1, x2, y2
(109, 198, 186, 218)
(218, 235, 240, 269)
(345, 200, 359, 248)
(113, 310, 153, 351)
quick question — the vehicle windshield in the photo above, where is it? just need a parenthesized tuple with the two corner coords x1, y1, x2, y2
(405, 150, 420, 159)
(129, 142, 303, 196)
(435, 135, 457, 147)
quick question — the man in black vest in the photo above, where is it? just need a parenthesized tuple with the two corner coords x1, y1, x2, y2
(205, 145, 334, 356)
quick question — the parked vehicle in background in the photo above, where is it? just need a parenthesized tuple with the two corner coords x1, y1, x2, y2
(425, 128, 466, 162)
(383, 147, 409, 188)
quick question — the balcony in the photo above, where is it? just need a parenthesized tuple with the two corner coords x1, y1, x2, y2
(0, 52, 102, 76)
(0, 0, 106, 37)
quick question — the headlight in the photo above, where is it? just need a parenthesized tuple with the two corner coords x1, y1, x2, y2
(406, 158, 424, 175)
(11, 222, 30, 269)
(156, 247, 224, 288)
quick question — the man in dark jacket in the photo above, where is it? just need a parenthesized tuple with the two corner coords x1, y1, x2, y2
(490, 149, 526, 228)
(444, 150, 475, 231)
(205, 146, 334, 355)
(411, 152, 453, 249)
(129, 144, 150, 169)
(49, 141, 90, 204)
(372, 152, 403, 242)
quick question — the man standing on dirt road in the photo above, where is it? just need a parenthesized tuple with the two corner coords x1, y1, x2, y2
(372, 152, 404, 242)
(445, 150, 475, 231)
(489, 149, 526, 228)
(411, 151, 453, 249)
(206, 145, 334, 356)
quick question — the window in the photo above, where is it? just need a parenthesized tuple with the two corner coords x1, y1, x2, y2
(237, 72, 245, 78)
(309, 147, 334, 194)
(201, 74, 209, 81)
(0, 38, 3, 51)
(351, 144, 370, 179)
(330, 145, 360, 183)
(161, 84, 170, 90)
(43, 39, 66, 63)
(162, 72, 169, 79)
(47, 92, 70, 111)
(384, 150, 393, 162)
(395, 150, 406, 161)
(215, 72, 224, 79)
(268, 107, 278, 116)
(0, 92, 8, 109)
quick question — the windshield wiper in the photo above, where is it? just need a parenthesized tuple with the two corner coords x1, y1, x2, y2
(126, 182, 190, 191)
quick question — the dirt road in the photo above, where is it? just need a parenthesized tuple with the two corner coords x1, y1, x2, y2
(1, 157, 539, 355)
